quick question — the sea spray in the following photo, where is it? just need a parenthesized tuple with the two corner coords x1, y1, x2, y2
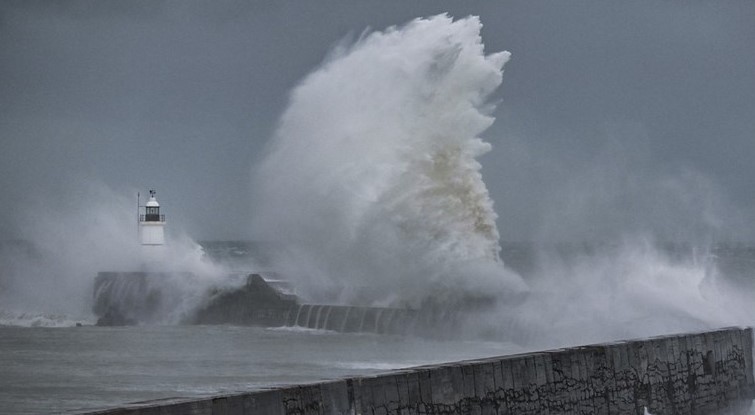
(470, 238, 755, 348)
(252, 14, 753, 345)
(0, 182, 233, 324)
(252, 14, 526, 307)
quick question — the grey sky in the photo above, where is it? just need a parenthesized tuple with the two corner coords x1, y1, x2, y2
(1, 1, 753, 242)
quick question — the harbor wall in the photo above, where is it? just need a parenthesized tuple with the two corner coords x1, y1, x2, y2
(85, 327, 755, 415)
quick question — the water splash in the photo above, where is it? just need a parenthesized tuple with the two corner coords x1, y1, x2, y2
(252, 14, 750, 346)
(252, 14, 526, 307)
(0, 309, 93, 327)
(0, 182, 233, 323)
(466, 238, 755, 348)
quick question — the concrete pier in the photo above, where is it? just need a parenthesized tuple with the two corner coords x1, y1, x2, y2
(83, 327, 755, 415)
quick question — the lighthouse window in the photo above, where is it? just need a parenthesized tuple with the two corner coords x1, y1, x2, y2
(145, 207, 160, 221)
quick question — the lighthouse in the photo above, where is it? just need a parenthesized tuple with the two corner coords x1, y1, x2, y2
(138, 189, 166, 246)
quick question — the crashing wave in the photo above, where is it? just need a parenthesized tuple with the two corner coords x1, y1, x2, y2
(252, 14, 526, 307)
(0, 309, 93, 328)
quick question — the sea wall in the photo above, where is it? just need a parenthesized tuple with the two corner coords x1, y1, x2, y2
(84, 327, 755, 415)
(94, 273, 435, 335)
(286, 304, 422, 334)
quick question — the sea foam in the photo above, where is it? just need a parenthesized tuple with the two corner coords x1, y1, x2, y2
(252, 15, 526, 307)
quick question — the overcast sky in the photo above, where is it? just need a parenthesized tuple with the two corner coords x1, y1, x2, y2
(1, 1, 753, 242)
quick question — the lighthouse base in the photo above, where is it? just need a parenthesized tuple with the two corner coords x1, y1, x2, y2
(93, 271, 193, 325)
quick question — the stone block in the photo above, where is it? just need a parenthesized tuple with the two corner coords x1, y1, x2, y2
(239, 389, 282, 414)
(382, 375, 401, 414)
(156, 400, 212, 415)
(396, 372, 418, 415)
(357, 377, 382, 414)
(320, 381, 350, 415)
(414, 370, 432, 414)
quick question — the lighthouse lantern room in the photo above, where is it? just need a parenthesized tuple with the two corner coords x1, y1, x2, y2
(139, 189, 166, 246)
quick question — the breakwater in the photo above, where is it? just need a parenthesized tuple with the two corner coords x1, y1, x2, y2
(84, 327, 754, 415)
(94, 273, 449, 335)
(285, 304, 420, 334)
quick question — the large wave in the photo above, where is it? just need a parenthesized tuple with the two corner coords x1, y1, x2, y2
(252, 15, 526, 307)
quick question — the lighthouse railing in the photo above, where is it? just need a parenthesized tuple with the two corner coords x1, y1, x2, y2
(139, 214, 165, 222)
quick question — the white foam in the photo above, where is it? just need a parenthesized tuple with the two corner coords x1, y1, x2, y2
(0, 309, 93, 328)
(332, 361, 416, 371)
(252, 14, 526, 307)
(266, 326, 336, 335)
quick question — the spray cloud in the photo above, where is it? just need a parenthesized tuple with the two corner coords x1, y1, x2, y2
(252, 14, 526, 307)
(0, 181, 229, 326)
(251, 14, 755, 348)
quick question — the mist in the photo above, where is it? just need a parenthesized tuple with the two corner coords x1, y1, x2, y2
(0, 181, 230, 325)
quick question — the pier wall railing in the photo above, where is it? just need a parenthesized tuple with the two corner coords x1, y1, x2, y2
(86, 327, 755, 415)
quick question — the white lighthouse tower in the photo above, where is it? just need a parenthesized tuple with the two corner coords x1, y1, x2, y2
(138, 190, 166, 246)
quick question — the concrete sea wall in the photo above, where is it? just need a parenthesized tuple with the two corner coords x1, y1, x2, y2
(85, 327, 755, 415)
(94, 273, 453, 336)
(285, 304, 422, 334)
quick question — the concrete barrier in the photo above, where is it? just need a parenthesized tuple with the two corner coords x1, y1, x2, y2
(83, 327, 755, 415)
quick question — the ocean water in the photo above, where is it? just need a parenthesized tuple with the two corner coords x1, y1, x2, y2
(0, 324, 520, 414)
